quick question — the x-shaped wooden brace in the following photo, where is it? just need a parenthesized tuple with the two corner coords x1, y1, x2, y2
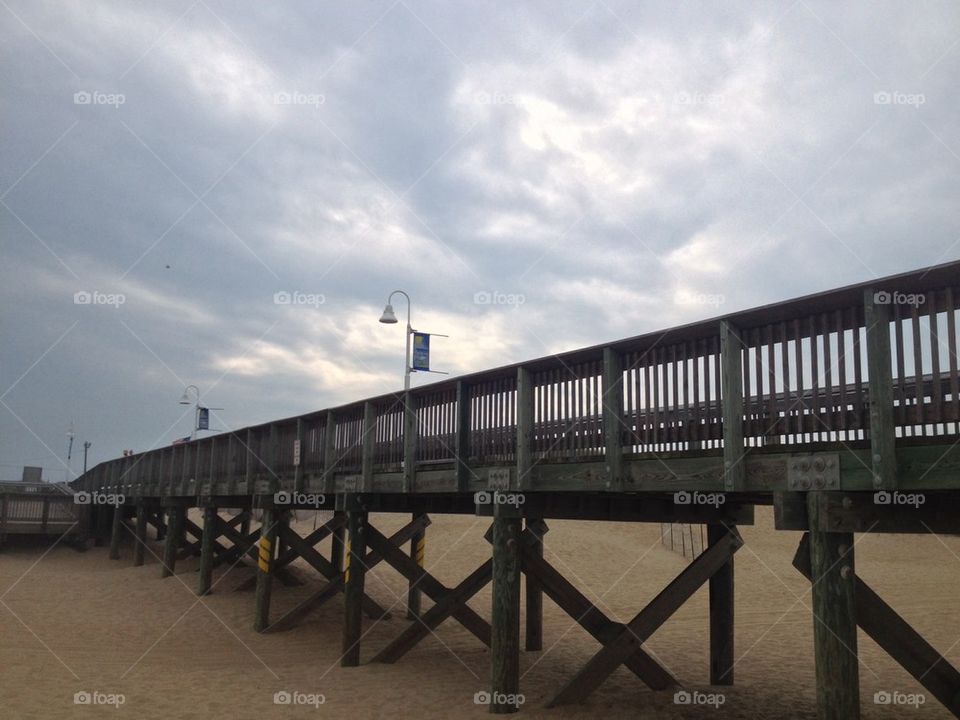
(793, 533, 960, 718)
(264, 514, 431, 633)
(369, 523, 492, 663)
(177, 512, 246, 561)
(233, 515, 343, 591)
(547, 524, 743, 706)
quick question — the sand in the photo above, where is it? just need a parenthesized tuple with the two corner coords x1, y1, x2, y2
(2, 506, 959, 719)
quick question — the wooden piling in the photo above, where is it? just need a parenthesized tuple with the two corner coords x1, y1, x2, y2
(407, 512, 426, 620)
(198, 506, 217, 596)
(133, 504, 147, 566)
(707, 523, 735, 685)
(108, 503, 123, 560)
(254, 507, 278, 632)
(525, 519, 547, 652)
(808, 492, 860, 719)
(161, 506, 183, 578)
(342, 505, 369, 667)
(491, 510, 522, 713)
(330, 510, 345, 572)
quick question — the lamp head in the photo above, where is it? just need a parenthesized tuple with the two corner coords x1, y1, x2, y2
(178, 391, 191, 405)
(379, 303, 398, 324)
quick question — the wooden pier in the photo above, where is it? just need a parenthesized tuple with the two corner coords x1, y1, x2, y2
(69, 260, 960, 718)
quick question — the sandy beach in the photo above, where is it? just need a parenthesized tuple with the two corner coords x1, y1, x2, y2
(2, 506, 959, 719)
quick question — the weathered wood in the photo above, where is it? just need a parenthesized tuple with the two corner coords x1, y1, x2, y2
(455, 380, 471, 491)
(133, 504, 147, 567)
(331, 510, 345, 572)
(708, 522, 735, 685)
(547, 526, 742, 706)
(490, 511, 522, 713)
(794, 534, 960, 717)
(361, 403, 376, 493)
(524, 518, 546, 652)
(341, 507, 369, 666)
(160, 506, 183, 578)
(516, 366, 534, 491)
(518, 534, 675, 690)
(198, 506, 217, 596)
(108, 503, 123, 560)
(254, 507, 278, 632)
(807, 492, 859, 720)
(322, 411, 337, 495)
(864, 289, 896, 490)
(406, 512, 426, 620)
(602, 347, 624, 491)
(403, 392, 418, 493)
(720, 320, 745, 491)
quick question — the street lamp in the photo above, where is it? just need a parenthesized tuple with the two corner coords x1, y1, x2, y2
(179, 384, 200, 440)
(379, 290, 413, 391)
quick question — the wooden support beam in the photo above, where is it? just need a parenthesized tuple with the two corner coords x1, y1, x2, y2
(518, 535, 675, 690)
(455, 380, 471, 491)
(490, 510, 523, 713)
(331, 510, 345, 572)
(547, 526, 742, 706)
(254, 507, 279, 632)
(524, 519, 547, 652)
(361, 402, 376, 493)
(720, 320, 746, 491)
(198, 506, 217, 596)
(133, 504, 147, 567)
(160, 506, 184, 578)
(322, 411, 337, 495)
(407, 512, 426, 620)
(108, 503, 123, 560)
(516, 366, 534, 491)
(864, 289, 896, 490)
(403, 392, 418, 493)
(341, 507, 369, 666)
(602, 347, 624, 491)
(794, 534, 960, 718)
(154, 508, 166, 541)
(807, 492, 860, 720)
(708, 523, 735, 685)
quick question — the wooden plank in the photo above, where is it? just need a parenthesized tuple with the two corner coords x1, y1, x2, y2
(720, 321, 746, 490)
(708, 523, 735, 685)
(490, 513, 522, 713)
(133, 504, 147, 567)
(361, 403, 376, 492)
(547, 526, 742, 706)
(403, 392, 418, 492)
(865, 289, 897, 489)
(524, 518, 546, 652)
(160, 506, 183, 578)
(807, 492, 859, 720)
(406, 512, 426, 620)
(198, 506, 217, 596)
(322, 411, 337, 495)
(516, 367, 534, 491)
(455, 381, 472, 491)
(108, 503, 123, 560)
(602, 347, 624, 491)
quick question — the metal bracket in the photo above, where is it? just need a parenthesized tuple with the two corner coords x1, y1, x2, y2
(787, 453, 840, 491)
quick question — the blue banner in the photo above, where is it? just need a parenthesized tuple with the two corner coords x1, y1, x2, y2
(197, 407, 210, 430)
(412, 332, 430, 372)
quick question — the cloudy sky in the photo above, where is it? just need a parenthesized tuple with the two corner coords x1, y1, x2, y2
(1, 1, 957, 481)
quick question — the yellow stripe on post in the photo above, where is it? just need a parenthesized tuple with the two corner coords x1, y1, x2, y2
(344, 540, 351, 584)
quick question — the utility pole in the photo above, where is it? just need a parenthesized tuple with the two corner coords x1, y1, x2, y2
(83, 441, 91, 473)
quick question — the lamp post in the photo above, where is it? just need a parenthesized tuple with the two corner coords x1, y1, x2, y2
(379, 290, 413, 391)
(83, 441, 91, 473)
(179, 384, 200, 440)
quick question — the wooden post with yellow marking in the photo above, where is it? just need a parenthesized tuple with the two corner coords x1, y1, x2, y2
(342, 499, 368, 666)
(254, 506, 278, 632)
(407, 512, 426, 620)
(198, 505, 217, 596)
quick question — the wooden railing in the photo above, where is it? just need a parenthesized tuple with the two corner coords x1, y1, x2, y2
(72, 260, 960, 495)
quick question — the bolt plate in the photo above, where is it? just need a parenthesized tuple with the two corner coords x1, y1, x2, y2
(787, 453, 840, 491)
